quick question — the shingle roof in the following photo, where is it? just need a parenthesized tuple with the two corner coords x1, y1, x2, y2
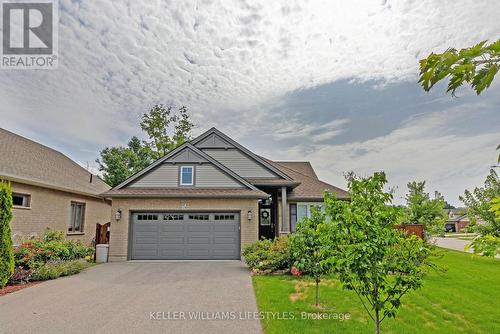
(245, 178, 301, 187)
(101, 187, 269, 199)
(273, 161, 318, 179)
(269, 161, 349, 200)
(0, 128, 110, 197)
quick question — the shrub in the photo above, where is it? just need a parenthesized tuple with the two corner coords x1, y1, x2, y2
(8, 266, 32, 285)
(31, 260, 88, 281)
(0, 180, 14, 288)
(242, 236, 291, 273)
(14, 230, 94, 270)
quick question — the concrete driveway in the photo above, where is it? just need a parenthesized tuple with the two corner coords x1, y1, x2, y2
(0, 261, 262, 334)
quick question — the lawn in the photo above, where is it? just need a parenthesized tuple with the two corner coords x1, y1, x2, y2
(252, 248, 500, 334)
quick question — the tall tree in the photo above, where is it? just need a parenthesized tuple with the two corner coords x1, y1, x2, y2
(419, 39, 500, 96)
(97, 105, 194, 187)
(140, 105, 194, 159)
(0, 180, 14, 288)
(403, 181, 446, 234)
(322, 172, 432, 334)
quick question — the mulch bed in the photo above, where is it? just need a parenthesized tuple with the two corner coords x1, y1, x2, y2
(0, 282, 41, 296)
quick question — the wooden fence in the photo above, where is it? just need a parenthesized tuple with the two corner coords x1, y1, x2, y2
(95, 222, 110, 244)
(395, 224, 425, 239)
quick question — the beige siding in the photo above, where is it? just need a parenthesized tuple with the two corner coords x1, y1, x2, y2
(195, 165, 243, 188)
(10, 182, 111, 245)
(129, 164, 178, 187)
(108, 198, 259, 261)
(202, 149, 277, 178)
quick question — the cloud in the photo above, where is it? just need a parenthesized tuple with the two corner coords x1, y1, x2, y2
(0, 0, 499, 202)
(274, 104, 499, 205)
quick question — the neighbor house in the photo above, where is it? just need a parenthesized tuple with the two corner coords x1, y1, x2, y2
(0, 128, 111, 245)
(444, 209, 470, 233)
(102, 127, 348, 261)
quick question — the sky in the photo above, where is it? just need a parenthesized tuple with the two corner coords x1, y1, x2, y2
(1, 0, 500, 205)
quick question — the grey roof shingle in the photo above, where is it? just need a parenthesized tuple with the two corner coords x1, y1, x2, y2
(0, 128, 110, 196)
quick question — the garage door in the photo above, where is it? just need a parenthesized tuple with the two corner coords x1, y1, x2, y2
(131, 212, 240, 260)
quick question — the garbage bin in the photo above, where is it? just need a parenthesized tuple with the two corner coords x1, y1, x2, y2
(95, 244, 109, 263)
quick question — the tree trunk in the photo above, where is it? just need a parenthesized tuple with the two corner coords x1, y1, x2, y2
(375, 309, 380, 334)
(315, 278, 319, 307)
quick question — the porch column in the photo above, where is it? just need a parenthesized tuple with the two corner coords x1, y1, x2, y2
(281, 186, 289, 233)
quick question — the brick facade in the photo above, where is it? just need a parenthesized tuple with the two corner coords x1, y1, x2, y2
(108, 197, 259, 261)
(10, 181, 111, 245)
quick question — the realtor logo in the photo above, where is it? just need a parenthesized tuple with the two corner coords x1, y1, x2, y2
(1, 0, 58, 69)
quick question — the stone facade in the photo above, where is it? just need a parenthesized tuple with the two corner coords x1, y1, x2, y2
(10, 181, 111, 245)
(108, 197, 259, 261)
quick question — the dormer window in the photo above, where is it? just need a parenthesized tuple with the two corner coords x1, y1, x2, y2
(180, 166, 194, 186)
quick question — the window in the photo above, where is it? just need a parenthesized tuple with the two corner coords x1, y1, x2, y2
(12, 193, 30, 208)
(164, 214, 184, 221)
(214, 214, 235, 221)
(69, 202, 85, 233)
(290, 203, 325, 232)
(137, 214, 158, 221)
(189, 214, 209, 221)
(180, 166, 194, 185)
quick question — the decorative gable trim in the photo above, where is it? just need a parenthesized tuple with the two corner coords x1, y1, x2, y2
(113, 143, 260, 191)
(191, 128, 293, 180)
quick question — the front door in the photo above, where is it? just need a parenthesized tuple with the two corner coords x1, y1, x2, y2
(259, 198, 275, 239)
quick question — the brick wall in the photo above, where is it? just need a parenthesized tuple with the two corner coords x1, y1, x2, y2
(10, 181, 111, 245)
(108, 197, 259, 261)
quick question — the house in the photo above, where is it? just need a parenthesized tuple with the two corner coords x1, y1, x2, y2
(0, 128, 111, 245)
(102, 127, 348, 261)
(444, 209, 470, 233)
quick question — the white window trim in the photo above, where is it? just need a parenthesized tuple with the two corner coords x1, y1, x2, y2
(12, 193, 31, 209)
(297, 202, 325, 220)
(180, 166, 194, 186)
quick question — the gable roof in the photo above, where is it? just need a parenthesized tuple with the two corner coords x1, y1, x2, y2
(269, 160, 349, 200)
(111, 142, 262, 192)
(0, 128, 110, 197)
(191, 128, 293, 180)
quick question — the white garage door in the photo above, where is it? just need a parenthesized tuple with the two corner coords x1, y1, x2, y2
(131, 212, 240, 260)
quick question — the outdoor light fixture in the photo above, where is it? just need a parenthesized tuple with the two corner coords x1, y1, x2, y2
(247, 210, 253, 221)
(115, 209, 122, 221)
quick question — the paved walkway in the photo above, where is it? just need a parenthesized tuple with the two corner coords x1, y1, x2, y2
(433, 237, 472, 253)
(0, 261, 262, 334)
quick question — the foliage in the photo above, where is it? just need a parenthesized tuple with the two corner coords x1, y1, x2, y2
(402, 181, 446, 234)
(8, 266, 32, 285)
(322, 172, 432, 334)
(242, 236, 291, 273)
(31, 260, 89, 281)
(491, 197, 500, 219)
(96, 104, 194, 186)
(465, 235, 500, 257)
(419, 39, 500, 95)
(289, 208, 333, 306)
(460, 169, 500, 237)
(140, 105, 194, 159)
(0, 180, 14, 288)
(14, 229, 94, 270)
(253, 249, 500, 334)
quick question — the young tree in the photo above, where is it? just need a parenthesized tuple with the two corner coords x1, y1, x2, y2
(419, 39, 500, 96)
(461, 169, 500, 257)
(97, 105, 194, 186)
(403, 181, 446, 234)
(322, 172, 432, 334)
(0, 180, 14, 288)
(289, 208, 332, 307)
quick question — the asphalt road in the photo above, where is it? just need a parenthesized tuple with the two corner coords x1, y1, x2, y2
(0, 261, 262, 334)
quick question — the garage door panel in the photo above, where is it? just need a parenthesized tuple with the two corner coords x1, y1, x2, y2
(131, 212, 240, 260)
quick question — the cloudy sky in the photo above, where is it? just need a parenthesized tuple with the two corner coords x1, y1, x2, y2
(2, 0, 500, 205)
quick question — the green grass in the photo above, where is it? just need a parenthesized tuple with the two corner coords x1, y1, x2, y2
(252, 248, 500, 334)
